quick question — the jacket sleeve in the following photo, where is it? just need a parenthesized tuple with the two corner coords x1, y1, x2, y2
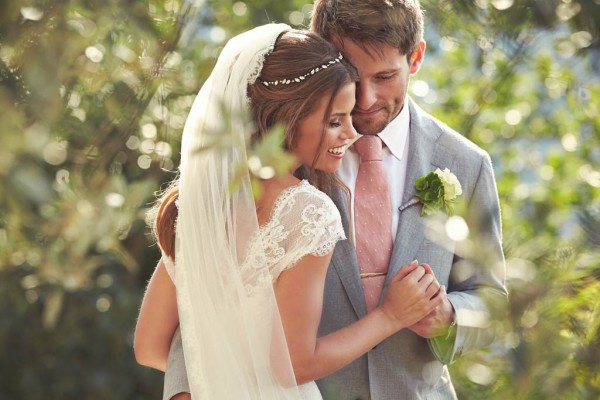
(162, 328, 190, 400)
(429, 153, 508, 364)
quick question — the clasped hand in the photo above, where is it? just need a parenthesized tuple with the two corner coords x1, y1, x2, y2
(379, 260, 454, 337)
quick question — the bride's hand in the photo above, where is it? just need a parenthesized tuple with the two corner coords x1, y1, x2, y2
(378, 261, 443, 331)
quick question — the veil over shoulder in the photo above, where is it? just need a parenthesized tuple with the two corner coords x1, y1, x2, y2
(173, 23, 306, 399)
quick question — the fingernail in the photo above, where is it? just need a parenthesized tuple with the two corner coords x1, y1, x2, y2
(413, 259, 418, 265)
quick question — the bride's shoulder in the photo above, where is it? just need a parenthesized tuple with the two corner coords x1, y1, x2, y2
(279, 180, 334, 208)
(259, 178, 338, 223)
(256, 177, 302, 225)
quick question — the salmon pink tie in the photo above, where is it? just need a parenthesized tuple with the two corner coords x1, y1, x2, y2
(354, 135, 393, 312)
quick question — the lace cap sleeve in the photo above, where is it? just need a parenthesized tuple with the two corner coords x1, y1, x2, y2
(271, 181, 346, 273)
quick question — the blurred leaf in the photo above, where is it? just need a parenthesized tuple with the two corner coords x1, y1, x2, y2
(1, 0, 599, 398)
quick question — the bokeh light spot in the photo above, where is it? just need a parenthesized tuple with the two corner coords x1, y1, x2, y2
(457, 309, 490, 329)
(77, 200, 95, 218)
(137, 155, 152, 169)
(506, 258, 537, 282)
(248, 155, 262, 173)
(97, 274, 114, 289)
(141, 123, 157, 139)
(258, 166, 275, 179)
(288, 11, 304, 25)
(583, 169, 600, 188)
(113, 44, 136, 63)
(43, 141, 68, 165)
(85, 45, 104, 63)
(570, 31, 593, 48)
(71, 108, 86, 122)
(155, 141, 172, 158)
(504, 109, 522, 125)
(96, 295, 112, 312)
(521, 309, 539, 328)
(503, 332, 520, 349)
(466, 363, 495, 385)
(440, 36, 458, 52)
(512, 183, 530, 200)
(556, 2, 581, 21)
(561, 133, 577, 152)
(210, 26, 226, 43)
(21, 7, 43, 21)
(233, 2, 248, 16)
(126, 136, 141, 150)
(105, 193, 125, 208)
(56, 169, 70, 185)
(411, 80, 429, 97)
(492, 0, 514, 10)
(140, 139, 155, 154)
(445, 216, 469, 241)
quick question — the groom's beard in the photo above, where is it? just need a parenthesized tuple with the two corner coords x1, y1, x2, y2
(352, 99, 402, 136)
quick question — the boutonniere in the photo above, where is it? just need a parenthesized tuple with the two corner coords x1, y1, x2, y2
(414, 168, 463, 216)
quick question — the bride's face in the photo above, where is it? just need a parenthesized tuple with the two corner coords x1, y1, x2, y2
(293, 83, 357, 173)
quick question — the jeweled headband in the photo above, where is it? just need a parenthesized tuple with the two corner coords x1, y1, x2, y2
(261, 53, 343, 87)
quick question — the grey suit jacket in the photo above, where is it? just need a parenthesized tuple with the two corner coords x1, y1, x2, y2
(316, 98, 506, 400)
(163, 98, 507, 400)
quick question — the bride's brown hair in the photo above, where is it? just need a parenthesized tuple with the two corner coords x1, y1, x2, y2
(149, 30, 357, 260)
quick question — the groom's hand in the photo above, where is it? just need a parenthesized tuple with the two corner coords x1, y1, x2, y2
(408, 264, 455, 339)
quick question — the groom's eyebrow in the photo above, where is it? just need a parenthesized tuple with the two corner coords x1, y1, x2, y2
(377, 68, 399, 74)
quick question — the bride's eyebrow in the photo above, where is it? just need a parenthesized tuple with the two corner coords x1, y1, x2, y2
(330, 111, 349, 117)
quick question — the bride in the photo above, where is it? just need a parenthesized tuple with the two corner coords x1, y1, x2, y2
(134, 23, 443, 399)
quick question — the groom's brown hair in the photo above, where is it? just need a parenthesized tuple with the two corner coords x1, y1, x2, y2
(311, 0, 424, 61)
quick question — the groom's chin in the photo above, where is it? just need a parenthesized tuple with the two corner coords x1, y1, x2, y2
(353, 117, 388, 136)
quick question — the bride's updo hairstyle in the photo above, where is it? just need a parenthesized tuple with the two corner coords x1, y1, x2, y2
(150, 30, 357, 260)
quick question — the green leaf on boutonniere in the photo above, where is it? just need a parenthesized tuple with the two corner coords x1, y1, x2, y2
(415, 168, 462, 217)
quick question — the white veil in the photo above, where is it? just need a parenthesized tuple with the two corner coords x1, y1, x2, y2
(174, 23, 303, 398)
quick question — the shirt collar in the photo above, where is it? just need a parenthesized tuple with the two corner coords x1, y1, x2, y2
(377, 102, 410, 161)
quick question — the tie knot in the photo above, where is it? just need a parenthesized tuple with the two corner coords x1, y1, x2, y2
(354, 135, 383, 162)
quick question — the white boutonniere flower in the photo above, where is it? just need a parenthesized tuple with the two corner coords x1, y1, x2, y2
(415, 168, 463, 216)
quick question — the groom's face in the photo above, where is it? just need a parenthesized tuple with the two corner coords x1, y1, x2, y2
(336, 37, 425, 136)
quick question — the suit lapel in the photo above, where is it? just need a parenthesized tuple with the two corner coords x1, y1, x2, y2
(329, 98, 457, 313)
(385, 99, 447, 286)
(329, 186, 368, 317)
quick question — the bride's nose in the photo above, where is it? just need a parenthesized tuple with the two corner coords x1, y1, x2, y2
(342, 120, 358, 140)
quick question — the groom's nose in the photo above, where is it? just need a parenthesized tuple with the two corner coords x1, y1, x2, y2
(355, 81, 377, 111)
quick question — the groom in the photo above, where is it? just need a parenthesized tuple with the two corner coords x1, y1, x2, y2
(308, 1, 506, 398)
(163, 1, 507, 399)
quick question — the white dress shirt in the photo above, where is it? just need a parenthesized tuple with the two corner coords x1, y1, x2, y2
(337, 104, 410, 242)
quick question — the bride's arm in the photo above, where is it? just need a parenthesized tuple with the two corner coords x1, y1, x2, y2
(276, 253, 442, 384)
(134, 259, 179, 371)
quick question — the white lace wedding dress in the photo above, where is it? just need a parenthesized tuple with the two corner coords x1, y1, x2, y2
(166, 179, 345, 400)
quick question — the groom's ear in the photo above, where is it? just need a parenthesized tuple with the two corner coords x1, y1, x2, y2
(409, 41, 426, 75)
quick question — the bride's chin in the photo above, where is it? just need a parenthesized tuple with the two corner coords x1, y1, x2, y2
(316, 159, 342, 173)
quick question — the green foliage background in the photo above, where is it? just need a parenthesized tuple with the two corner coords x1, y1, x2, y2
(1, 0, 598, 398)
